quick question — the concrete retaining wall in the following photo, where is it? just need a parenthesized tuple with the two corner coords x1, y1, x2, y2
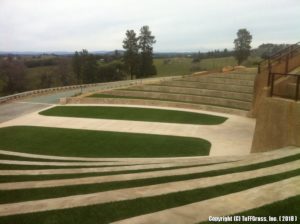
(251, 97, 300, 152)
(63, 97, 248, 116)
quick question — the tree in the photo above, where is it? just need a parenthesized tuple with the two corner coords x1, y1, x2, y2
(192, 51, 202, 63)
(71, 49, 97, 84)
(40, 72, 53, 89)
(72, 51, 82, 83)
(0, 56, 25, 94)
(234, 29, 252, 65)
(138, 25, 156, 77)
(123, 30, 139, 80)
(56, 58, 73, 86)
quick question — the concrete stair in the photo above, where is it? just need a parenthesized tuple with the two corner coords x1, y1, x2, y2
(90, 70, 256, 115)
(127, 85, 253, 102)
(182, 76, 254, 86)
(159, 80, 253, 93)
(104, 90, 251, 110)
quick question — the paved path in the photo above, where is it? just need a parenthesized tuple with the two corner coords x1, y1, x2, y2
(113, 176, 300, 224)
(0, 88, 82, 123)
(0, 160, 298, 217)
(0, 102, 49, 123)
(0, 104, 256, 156)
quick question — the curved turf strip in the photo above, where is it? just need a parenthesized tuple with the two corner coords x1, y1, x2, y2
(0, 126, 211, 157)
(201, 195, 300, 223)
(39, 106, 227, 125)
(0, 170, 298, 224)
(1, 153, 299, 204)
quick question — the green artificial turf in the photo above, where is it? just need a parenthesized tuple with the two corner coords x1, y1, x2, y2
(1, 153, 299, 204)
(0, 153, 109, 163)
(0, 163, 221, 183)
(200, 195, 300, 223)
(0, 163, 112, 170)
(40, 106, 227, 125)
(0, 126, 211, 157)
(234, 195, 300, 219)
(0, 169, 298, 224)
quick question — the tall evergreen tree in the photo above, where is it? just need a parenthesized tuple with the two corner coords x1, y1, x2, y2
(234, 29, 252, 65)
(72, 49, 98, 84)
(138, 26, 156, 77)
(122, 30, 139, 80)
(72, 51, 82, 84)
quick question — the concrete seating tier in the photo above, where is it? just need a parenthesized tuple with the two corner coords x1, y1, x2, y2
(127, 85, 253, 102)
(87, 70, 256, 115)
(101, 90, 251, 110)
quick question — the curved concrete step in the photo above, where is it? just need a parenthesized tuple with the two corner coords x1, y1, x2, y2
(0, 161, 298, 217)
(75, 97, 249, 116)
(128, 85, 253, 102)
(182, 76, 254, 86)
(160, 81, 253, 93)
(204, 73, 256, 80)
(104, 90, 251, 110)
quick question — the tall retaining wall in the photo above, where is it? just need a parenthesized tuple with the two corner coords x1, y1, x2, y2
(251, 97, 300, 152)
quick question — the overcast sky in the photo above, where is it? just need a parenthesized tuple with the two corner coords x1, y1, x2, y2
(0, 0, 299, 52)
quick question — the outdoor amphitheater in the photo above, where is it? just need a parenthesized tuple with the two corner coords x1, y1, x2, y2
(0, 45, 299, 223)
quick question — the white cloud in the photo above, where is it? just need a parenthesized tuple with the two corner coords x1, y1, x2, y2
(0, 0, 299, 52)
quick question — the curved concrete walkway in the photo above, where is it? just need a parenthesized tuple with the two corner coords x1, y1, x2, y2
(0, 104, 256, 156)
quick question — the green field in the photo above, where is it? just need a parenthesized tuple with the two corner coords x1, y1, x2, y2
(154, 56, 260, 77)
(25, 65, 59, 90)
(0, 126, 211, 157)
(40, 106, 227, 125)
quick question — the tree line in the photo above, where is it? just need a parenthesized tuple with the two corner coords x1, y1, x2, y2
(0, 26, 293, 96)
(72, 49, 125, 84)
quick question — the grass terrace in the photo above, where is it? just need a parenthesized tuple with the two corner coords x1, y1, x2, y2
(0, 126, 211, 157)
(0, 170, 298, 224)
(40, 106, 227, 125)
